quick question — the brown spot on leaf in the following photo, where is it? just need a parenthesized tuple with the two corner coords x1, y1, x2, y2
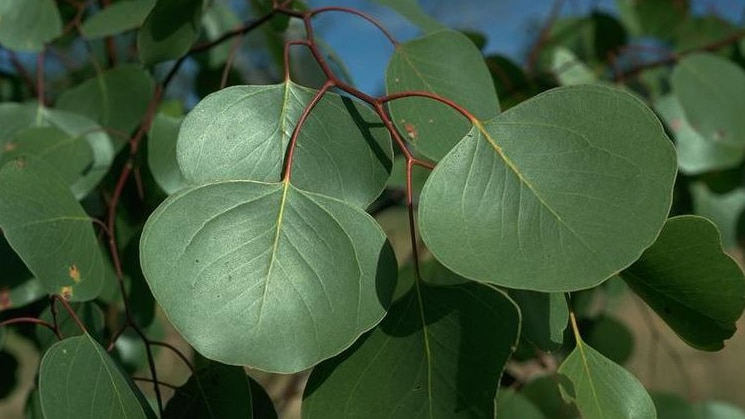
(14, 157, 26, 168)
(3, 142, 16, 152)
(0, 288, 11, 311)
(60, 286, 73, 300)
(69, 264, 81, 283)
(670, 118, 682, 131)
(404, 122, 418, 140)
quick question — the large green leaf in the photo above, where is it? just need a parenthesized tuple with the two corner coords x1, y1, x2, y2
(177, 83, 392, 208)
(39, 334, 156, 419)
(137, 0, 203, 67)
(620, 216, 745, 351)
(386, 30, 500, 161)
(80, 0, 156, 39)
(0, 0, 62, 52)
(0, 161, 105, 301)
(140, 180, 396, 373)
(419, 84, 676, 292)
(559, 322, 656, 418)
(672, 53, 745, 147)
(654, 95, 743, 175)
(0, 104, 115, 199)
(56, 65, 155, 144)
(164, 361, 277, 419)
(302, 280, 519, 419)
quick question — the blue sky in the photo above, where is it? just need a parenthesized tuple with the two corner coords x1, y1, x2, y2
(305, 0, 745, 94)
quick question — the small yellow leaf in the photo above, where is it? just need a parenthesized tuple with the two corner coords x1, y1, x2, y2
(69, 264, 81, 283)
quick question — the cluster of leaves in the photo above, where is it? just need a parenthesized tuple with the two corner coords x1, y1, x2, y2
(0, 0, 744, 418)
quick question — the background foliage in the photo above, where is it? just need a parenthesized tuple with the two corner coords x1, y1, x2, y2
(1, 0, 745, 418)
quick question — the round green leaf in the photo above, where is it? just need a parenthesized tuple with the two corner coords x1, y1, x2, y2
(80, 0, 155, 39)
(386, 30, 500, 161)
(0, 104, 115, 199)
(39, 334, 156, 419)
(654, 95, 743, 175)
(0, 0, 62, 52)
(56, 65, 155, 146)
(177, 83, 393, 208)
(559, 334, 656, 419)
(137, 0, 203, 67)
(620, 215, 745, 351)
(419, 84, 676, 291)
(0, 161, 105, 301)
(302, 281, 519, 419)
(672, 53, 745, 147)
(140, 180, 396, 373)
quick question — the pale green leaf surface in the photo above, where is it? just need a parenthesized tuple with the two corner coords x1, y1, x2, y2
(148, 111, 187, 194)
(80, 0, 156, 39)
(654, 95, 742, 175)
(691, 183, 745, 249)
(39, 334, 156, 419)
(551, 47, 597, 86)
(0, 161, 104, 301)
(140, 180, 396, 372)
(620, 216, 745, 351)
(372, 0, 445, 33)
(0, 0, 62, 52)
(201, 1, 241, 67)
(56, 65, 155, 145)
(0, 104, 115, 199)
(386, 30, 500, 161)
(559, 333, 656, 419)
(137, 0, 203, 67)
(694, 401, 745, 419)
(672, 53, 745, 147)
(302, 281, 519, 419)
(177, 83, 392, 208)
(419, 84, 676, 291)
(39, 108, 115, 198)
